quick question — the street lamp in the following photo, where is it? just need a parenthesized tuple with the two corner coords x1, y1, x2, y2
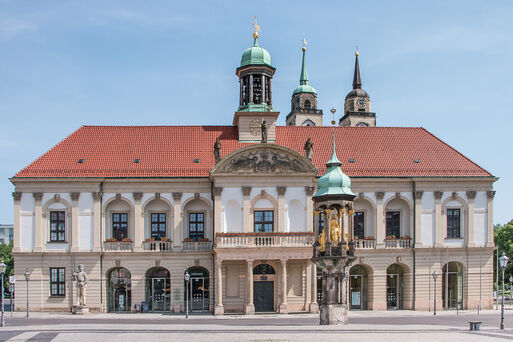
(184, 271, 190, 319)
(24, 269, 31, 318)
(432, 271, 438, 316)
(0, 260, 6, 327)
(499, 252, 509, 330)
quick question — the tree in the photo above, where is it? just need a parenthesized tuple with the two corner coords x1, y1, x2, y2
(494, 220, 513, 290)
(0, 242, 13, 295)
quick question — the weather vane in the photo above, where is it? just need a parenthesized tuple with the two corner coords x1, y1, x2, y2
(252, 17, 261, 39)
(302, 37, 307, 51)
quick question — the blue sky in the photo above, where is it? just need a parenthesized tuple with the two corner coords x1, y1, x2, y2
(0, 0, 511, 224)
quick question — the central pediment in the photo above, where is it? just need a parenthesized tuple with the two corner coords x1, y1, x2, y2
(211, 143, 318, 176)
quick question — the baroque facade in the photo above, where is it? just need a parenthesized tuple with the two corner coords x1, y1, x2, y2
(10, 30, 496, 314)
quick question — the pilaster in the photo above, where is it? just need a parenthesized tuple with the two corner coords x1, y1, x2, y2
(278, 259, 288, 313)
(133, 192, 143, 252)
(214, 260, 224, 315)
(277, 186, 286, 232)
(70, 192, 80, 252)
(242, 187, 251, 233)
(12, 192, 22, 252)
(310, 262, 319, 313)
(245, 259, 255, 314)
(92, 192, 102, 252)
(434, 191, 443, 247)
(466, 191, 476, 247)
(305, 186, 315, 232)
(414, 191, 423, 248)
(375, 192, 385, 248)
(172, 192, 182, 248)
(486, 191, 495, 247)
(213, 187, 223, 237)
(33, 192, 43, 252)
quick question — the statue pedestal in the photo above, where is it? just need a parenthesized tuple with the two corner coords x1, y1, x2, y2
(245, 303, 255, 315)
(319, 304, 347, 325)
(72, 305, 89, 315)
(214, 304, 224, 316)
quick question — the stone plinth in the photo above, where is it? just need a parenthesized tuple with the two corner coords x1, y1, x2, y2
(72, 305, 89, 315)
(245, 303, 255, 315)
(320, 304, 347, 325)
(214, 305, 224, 315)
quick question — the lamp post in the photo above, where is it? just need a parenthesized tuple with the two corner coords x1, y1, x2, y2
(184, 271, 190, 319)
(432, 271, 438, 316)
(24, 269, 31, 318)
(499, 252, 509, 330)
(0, 260, 6, 327)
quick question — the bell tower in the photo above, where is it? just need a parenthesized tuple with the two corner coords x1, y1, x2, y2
(286, 42, 323, 126)
(233, 21, 279, 142)
(339, 52, 376, 127)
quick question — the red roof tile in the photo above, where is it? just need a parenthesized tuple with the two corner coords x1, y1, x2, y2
(13, 126, 492, 178)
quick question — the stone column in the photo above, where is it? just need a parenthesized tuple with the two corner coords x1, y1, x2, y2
(214, 260, 224, 315)
(12, 192, 22, 253)
(305, 260, 312, 310)
(261, 75, 266, 104)
(310, 262, 319, 313)
(245, 259, 255, 314)
(279, 259, 288, 313)
(434, 191, 443, 247)
(414, 191, 423, 248)
(92, 192, 101, 252)
(33, 193, 43, 252)
(70, 192, 80, 252)
(277, 186, 286, 232)
(213, 187, 223, 239)
(172, 192, 182, 248)
(268, 77, 272, 105)
(133, 192, 143, 252)
(249, 74, 254, 103)
(305, 187, 315, 232)
(375, 192, 385, 248)
(466, 191, 476, 247)
(239, 79, 243, 106)
(242, 187, 251, 233)
(486, 191, 496, 247)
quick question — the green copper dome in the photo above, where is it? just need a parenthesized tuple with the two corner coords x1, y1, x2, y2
(241, 37, 272, 67)
(292, 47, 316, 95)
(313, 132, 355, 199)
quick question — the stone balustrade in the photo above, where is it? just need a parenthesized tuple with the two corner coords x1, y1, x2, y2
(384, 238, 411, 248)
(215, 232, 314, 248)
(103, 241, 133, 251)
(143, 241, 173, 252)
(354, 239, 376, 249)
(183, 240, 212, 252)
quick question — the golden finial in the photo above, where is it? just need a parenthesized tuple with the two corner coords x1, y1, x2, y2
(355, 51, 359, 56)
(302, 37, 307, 52)
(252, 16, 261, 39)
(330, 108, 336, 126)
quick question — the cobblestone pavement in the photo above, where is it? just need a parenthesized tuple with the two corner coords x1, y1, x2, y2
(0, 309, 512, 341)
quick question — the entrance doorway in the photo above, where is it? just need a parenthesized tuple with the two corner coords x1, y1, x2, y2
(186, 267, 210, 312)
(442, 262, 464, 310)
(146, 268, 170, 312)
(386, 264, 404, 310)
(253, 264, 275, 312)
(349, 265, 368, 310)
(107, 267, 131, 312)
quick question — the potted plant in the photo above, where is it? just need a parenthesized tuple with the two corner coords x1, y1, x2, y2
(364, 236, 375, 240)
(121, 238, 133, 242)
(400, 235, 411, 240)
(161, 237, 170, 242)
(144, 237, 155, 242)
(353, 236, 359, 240)
(385, 235, 396, 240)
(105, 238, 117, 243)
(183, 238, 194, 242)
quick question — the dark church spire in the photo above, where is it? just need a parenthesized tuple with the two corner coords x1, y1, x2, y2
(352, 51, 362, 90)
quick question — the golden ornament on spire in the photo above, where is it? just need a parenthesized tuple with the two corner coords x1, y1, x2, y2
(302, 37, 307, 51)
(252, 16, 261, 39)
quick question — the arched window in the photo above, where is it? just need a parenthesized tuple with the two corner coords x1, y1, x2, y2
(253, 264, 276, 275)
(304, 100, 311, 109)
(302, 119, 315, 126)
(107, 267, 131, 312)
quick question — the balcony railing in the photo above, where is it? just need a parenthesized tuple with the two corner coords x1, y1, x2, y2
(104, 241, 133, 251)
(354, 239, 376, 249)
(143, 241, 173, 252)
(384, 239, 411, 248)
(183, 240, 212, 252)
(215, 232, 314, 248)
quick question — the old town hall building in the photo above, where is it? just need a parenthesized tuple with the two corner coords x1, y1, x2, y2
(10, 29, 496, 314)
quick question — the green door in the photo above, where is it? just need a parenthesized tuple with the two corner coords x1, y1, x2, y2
(254, 281, 274, 312)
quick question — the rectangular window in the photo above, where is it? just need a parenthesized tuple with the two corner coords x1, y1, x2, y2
(50, 268, 65, 296)
(254, 210, 274, 233)
(354, 212, 365, 239)
(447, 209, 461, 238)
(318, 213, 325, 234)
(386, 211, 400, 238)
(50, 211, 66, 242)
(151, 213, 167, 240)
(112, 213, 128, 241)
(189, 212, 204, 241)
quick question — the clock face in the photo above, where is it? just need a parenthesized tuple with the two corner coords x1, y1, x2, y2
(249, 118, 262, 136)
(357, 97, 367, 108)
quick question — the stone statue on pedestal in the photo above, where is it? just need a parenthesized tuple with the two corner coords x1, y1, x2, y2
(72, 264, 89, 314)
(214, 138, 222, 164)
(261, 120, 268, 143)
(304, 138, 313, 160)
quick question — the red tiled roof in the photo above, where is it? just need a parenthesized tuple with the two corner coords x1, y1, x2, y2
(13, 126, 492, 178)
